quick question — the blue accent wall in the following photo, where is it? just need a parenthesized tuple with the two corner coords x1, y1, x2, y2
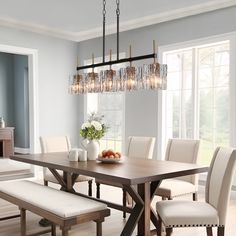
(0, 52, 29, 148)
(0, 53, 14, 126)
(13, 55, 29, 148)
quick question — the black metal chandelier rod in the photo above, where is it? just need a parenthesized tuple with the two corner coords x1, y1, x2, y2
(77, 53, 157, 71)
(102, 0, 106, 63)
(116, 0, 120, 60)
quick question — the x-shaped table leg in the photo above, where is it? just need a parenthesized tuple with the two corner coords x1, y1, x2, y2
(121, 185, 144, 236)
(121, 180, 162, 236)
(48, 168, 78, 192)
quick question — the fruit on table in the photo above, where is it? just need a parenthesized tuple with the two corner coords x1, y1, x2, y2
(99, 149, 121, 159)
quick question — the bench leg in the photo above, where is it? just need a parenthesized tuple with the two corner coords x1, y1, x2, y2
(61, 227, 69, 236)
(20, 208, 26, 236)
(95, 219, 104, 236)
(44, 180, 48, 186)
(51, 224, 56, 236)
(88, 179, 93, 196)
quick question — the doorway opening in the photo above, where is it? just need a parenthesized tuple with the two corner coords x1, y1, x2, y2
(0, 44, 38, 155)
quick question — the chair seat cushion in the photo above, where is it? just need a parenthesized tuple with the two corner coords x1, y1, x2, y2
(156, 200, 219, 228)
(0, 180, 107, 218)
(44, 170, 93, 183)
(156, 179, 197, 198)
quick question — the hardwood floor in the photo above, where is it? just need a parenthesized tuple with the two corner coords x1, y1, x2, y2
(0, 180, 235, 235)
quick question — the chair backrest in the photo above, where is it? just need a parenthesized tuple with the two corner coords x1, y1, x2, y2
(39, 136, 71, 153)
(205, 147, 236, 225)
(127, 136, 155, 159)
(165, 139, 200, 184)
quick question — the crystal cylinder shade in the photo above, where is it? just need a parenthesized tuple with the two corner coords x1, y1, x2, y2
(69, 63, 167, 94)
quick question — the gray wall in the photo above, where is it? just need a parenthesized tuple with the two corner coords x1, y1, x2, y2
(77, 6, 236, 159)
(0, 26, 79, 150)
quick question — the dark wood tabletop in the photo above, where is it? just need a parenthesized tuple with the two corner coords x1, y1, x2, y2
(10, 152, 208, 185)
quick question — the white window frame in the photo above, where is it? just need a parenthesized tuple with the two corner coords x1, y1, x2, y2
(83, 53, 126, 153)
(158, 32, 236, 163)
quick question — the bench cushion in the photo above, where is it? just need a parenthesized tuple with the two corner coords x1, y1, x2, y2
(0, 180, 107, 218)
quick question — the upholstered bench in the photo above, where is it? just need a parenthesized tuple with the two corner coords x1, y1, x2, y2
(0, 180, 110, 236)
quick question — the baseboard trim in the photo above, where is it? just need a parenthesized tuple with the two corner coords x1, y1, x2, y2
(14, 147, 30, 154)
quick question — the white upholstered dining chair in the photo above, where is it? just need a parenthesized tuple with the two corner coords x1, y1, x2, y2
(156, 139, 200, 201)
(156, 147, 236, 236)
(95, 136, 156, 218)
(40, 136, 93, 196)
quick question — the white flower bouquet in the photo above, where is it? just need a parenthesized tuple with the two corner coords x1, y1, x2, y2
(80, 113, 107, 140)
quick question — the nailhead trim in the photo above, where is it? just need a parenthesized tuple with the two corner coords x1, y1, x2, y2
(167, 224, 224, 228)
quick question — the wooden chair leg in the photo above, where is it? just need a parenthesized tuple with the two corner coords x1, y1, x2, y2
(44, 180, 48, 186)
(88, 180, 93, 196)
(166, 227, 173, 236)
(51, 224, 56, 236)
(123, 189, 127, 219)
(157, 215, 162, 236)
(193, 192, 198, 201)
(217, 226, 225, 236)
(20, 208, 26, 236)
(206, 227, 213, 236)
(96, 183, 100, 199)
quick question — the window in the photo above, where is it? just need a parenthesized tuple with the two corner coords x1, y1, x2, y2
(163, 41, 230, 165)
(87, 92, 124, 152)
(85, 55, 125, 152)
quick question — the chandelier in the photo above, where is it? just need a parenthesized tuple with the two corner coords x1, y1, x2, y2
(69, 0, 167, 94)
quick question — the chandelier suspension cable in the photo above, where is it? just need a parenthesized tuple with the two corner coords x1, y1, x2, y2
(92, 53, 95, 72)
(129, 45, 132, 66)
(153, 40, 156, 63)
(109, 49, 112, 70)
(116, 0, 120, 60)
(103, 0, 106, 63)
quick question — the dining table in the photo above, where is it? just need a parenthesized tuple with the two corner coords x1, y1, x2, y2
(10, 152, 208, 236)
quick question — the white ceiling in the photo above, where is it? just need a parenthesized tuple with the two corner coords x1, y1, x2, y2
(0, 0, 235, 41)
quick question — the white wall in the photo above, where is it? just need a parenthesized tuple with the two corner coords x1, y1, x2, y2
(0, 26, 79, 150)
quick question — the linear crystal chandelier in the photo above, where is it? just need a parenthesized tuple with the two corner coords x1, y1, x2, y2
(69, 0, 167, 94)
